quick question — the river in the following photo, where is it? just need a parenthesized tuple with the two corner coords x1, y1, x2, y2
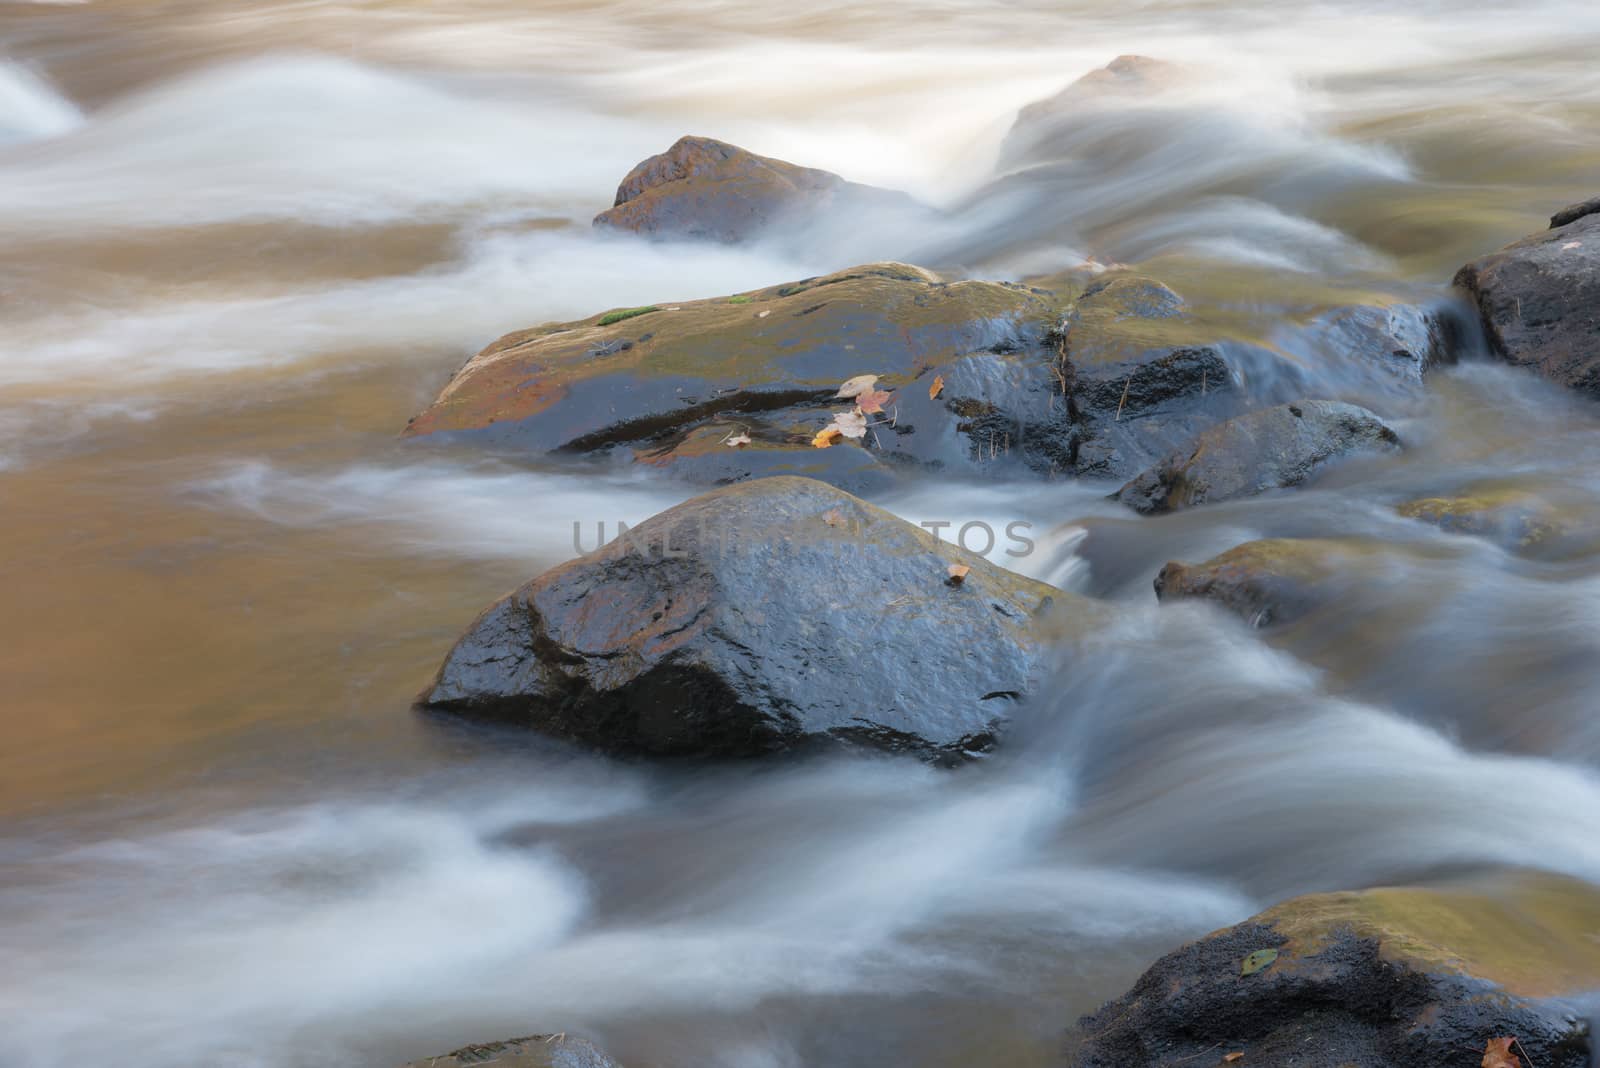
(2, 1, 1600, 1065)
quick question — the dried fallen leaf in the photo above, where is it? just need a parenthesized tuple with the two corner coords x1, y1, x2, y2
(929, 374, 945, 400)
(1562, 241, 1583, 250)
(757, 309, 771, 318)
(724, 432, 751, 447)
(812, 426, 842, 448)
(831, 409, 869, 440)
(835, 374, 880, 399)
(856, 387, 893, 415)
(946, 563, 970, 584)
(1223, 1054, 1243, 1064)
(821, 508, 847, 527)
(1481, 1037, 1521, 1068)
(1240, 948, 1278, 976)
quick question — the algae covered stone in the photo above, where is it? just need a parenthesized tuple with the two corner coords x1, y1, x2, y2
(1068, 872, 1600, 1068)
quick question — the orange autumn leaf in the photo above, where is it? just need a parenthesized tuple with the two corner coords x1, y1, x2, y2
(812, 426, 842, 449)
(947, 563, 970, 584)
(929, 374, 945, 400)
(856, 387, 893, 415)
(1482, 1037, 1521, 1068)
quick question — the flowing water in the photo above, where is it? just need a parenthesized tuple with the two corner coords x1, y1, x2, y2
(3, 2, 1600, 1065)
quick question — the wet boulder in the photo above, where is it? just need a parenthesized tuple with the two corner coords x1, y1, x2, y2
(400, 1034, 620, 1068)
(1066, 872, 1600, 1068)
(591, 135, 927, 247)
(1454, 199, 1600, 397)
(418, 477, 1084, 762)
(402, 263, 1057, 494)
(1155, 538, 1377, 626)
(1114, 400, 1400, 515)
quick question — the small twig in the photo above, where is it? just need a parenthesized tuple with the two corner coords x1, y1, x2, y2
(1201, 368, 1207, 396)
(1514, 1036, 1540, 1068)
(1116, 375, 1132, 421)
(1167, 1042, 1222, 1065)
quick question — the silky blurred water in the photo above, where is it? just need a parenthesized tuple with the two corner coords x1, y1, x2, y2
(2, 2, 1600, 1066)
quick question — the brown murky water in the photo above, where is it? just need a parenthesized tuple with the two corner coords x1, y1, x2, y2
(3, 2, 1600, 1066)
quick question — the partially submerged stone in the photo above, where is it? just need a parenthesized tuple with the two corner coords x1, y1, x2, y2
(1154, 538, 1377, 626)
(418, 477, 1086, 762)
(1550, 195, 1600, 230)
(1067, 872, 1600, 1068)
(1397, 486, 1566, 552)
(591, 135, 926, 246)
(404, 262, 1051, 493)
(1114, 400, 1401, 515)
(1454, 201, 1600, 397)
(1000, 55, 1185, 168)
(404, 264, 1276, 488)
(400, 1034, 619, 1068)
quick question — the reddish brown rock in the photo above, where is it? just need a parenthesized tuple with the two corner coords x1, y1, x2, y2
(592, 135, 924, 245)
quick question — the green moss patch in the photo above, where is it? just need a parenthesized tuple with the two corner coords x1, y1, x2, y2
(597, 305, 659, 326)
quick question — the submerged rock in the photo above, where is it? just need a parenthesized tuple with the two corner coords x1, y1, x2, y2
(418, 477, 1084, 762)
(1000, 55, 1184, 169)
(1155, 538, 1375, 626)
(1066, 872, 1600, 1068)
(591, 135, 926, 245)
(1396, 487, 1566, 552)
(1454, 200, 1600, 397)
(400, 1034, 620, 1068)
(1114, 400, 1400, 515)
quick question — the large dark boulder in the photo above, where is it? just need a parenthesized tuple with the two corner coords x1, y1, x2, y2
(400, 1034, 619, 1068)
(1067, 873, 1600, 1068)
(1454, 200, 1600, 397)
(591, 135, 926, 246)
(1114, 400, 1400, 515)
(417, 477, 1084, 762)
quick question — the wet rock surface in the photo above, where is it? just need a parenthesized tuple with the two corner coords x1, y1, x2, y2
(399, 1034, 620, 1068)
(591, 135, 927, 246)
(1114, 399, 1401, 514)
(1067, 873, 1600, 1068)
(406, 262, 1347, 489)
(404, 262, 1055, 494)
(418, 477, 1083, 762)
(1455, 201, 1600, 397)
(1154, 537, 1371, 626)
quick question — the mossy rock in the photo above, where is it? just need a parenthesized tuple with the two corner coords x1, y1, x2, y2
(404, 261, 1056, 492)
(1068, 871, 1600, 1068)
(1396, 486, 1568, 551)
(1155, 537, 1385, 626)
